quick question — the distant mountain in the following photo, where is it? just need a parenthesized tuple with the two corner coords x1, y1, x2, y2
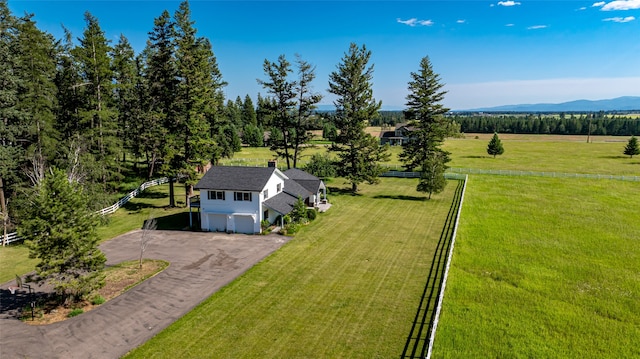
(465, 96, 640, 112)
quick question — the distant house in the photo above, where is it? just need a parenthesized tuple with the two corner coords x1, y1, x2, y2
(379, 123, 417, 146)
(193, 163, 327, 234)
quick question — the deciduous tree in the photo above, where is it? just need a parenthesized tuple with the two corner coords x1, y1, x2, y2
(327, 43, 389, 193)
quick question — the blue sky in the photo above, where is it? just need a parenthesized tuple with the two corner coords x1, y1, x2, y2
(8, 0, 640, 110)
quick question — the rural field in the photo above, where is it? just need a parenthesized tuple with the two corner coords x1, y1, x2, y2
(223, 133, 639, 176)
(126, 178, 460, 358)
(432, 176, 640, 358)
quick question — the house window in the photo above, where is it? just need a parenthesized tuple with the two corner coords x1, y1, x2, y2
(277, 183, 282, 192)
(234, 192, 252, 201)
(263, 189, 269, 199)
(208, 191, 225, 200)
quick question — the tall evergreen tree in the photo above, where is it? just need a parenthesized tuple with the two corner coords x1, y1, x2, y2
(0, 0, 25, 235)
(173, 1, 226, 203)
(292, 54, 322, 168)
(327, 43, 389, 193)
(258, 54, 296, 168)
(487, 132, 505, 158)
(399, 56, 456, 196)
(20, 168, 106, 303)
(111, 34, 138, 163)
(624, 135, 639, 158)
(142, 10, 176, 180)
(241, 94, 257, 127)
(14, 14, 59, 177)
(73, 12, 119, 189)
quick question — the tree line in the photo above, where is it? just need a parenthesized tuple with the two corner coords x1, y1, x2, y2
(453, 113, 640, 136)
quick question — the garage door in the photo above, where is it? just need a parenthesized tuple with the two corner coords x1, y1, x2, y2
(234, 215, 255, 234)
(208, 214, 226, 232)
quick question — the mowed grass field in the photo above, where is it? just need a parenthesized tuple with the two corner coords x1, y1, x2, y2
(432, 176, 640, 358)
(126, 178, 459, 358)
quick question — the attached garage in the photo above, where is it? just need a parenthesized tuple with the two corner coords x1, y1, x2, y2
(207, 214, 227, 232)
(234, 215, 256, 234)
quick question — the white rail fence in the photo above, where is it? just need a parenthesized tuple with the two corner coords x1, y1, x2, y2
(3, 177, 172, 245)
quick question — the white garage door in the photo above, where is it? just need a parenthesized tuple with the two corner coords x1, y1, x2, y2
(234, 215, 255, 234)
(208, 214, 226, 232)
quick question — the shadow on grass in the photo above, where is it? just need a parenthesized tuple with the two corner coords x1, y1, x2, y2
(122, 201, 164, 212)
(460, 155, 487, 159)
(373, 194, 427, 201)
(327, 186, 362, 196)
(136, 191, 169, 199)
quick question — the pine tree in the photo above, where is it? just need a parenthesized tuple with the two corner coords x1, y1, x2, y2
(399, 56, 455, 171)
(258, 54, 296, 168)
(487, 132, 505, 158)
(111, 34, 139, 163)
(20, 168, 106, 303)
(241, 94, 257, 127)
(624, 136, 639, 158)
(14, 14, 59, 174)
(292, 54, 322, 168)
(73, 12, 119, 189)
(327, 43, 389, 193)
(173, 1, 226, 203)
(0, 0, 25, 236)
(142, 10, 176, 180)
(417, 152, 447, 199)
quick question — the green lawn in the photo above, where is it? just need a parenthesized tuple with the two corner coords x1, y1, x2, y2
(432, 176, 640, 358)
(126, 178, 459, 358)
(443, 135, 639, 175)
(0, 245, 38, 284)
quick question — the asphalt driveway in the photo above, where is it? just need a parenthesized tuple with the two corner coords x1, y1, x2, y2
(0, 230, 289, 359)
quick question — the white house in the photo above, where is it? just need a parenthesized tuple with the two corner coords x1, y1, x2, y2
(193, 164, 326, 234)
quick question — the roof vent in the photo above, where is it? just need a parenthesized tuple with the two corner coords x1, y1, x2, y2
(267, 160, 277, 168)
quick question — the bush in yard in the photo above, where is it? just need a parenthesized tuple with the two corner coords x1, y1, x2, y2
(91, 295, 106, 305)
(307, 208, 318, 221)
(68, 308, 84, 318)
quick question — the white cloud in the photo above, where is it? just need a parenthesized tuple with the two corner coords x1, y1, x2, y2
(527, 25, 548, 29)
(603, 16, 636, 22)
(592, 1, 606, 7)
(498, 1, 521, 6)
(397, 18, 434, 27)
(602, 0, 640, 10)
(457, 19, 466, 24)
(397, 18, 418, 26)
(490, 3, 495, 7)
(505, 23, 515, 26)
(578, 6, 587, 10)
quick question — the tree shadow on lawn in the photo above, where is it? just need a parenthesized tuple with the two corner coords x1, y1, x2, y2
(460, 155, 488, 159)
(122, 201, 164, 213)
(135, 190, 169, 199)
(327, 186, 363, 196)
(373, 194, 427, 201)
(600, 155, 630, 159)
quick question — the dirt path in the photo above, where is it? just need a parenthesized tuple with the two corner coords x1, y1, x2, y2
(0, 230, 289, 359)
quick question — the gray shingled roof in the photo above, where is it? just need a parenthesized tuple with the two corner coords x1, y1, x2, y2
(284, 169, 323, 194)
(263, 192, 297, 215)
(194, 166, 278, 191)
(283, 179, 311, 199)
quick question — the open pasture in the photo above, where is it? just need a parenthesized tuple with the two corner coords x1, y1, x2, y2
(126, 178, 459, 358)
(224, 133, 639, 176)
(432, 176, 640, 358)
